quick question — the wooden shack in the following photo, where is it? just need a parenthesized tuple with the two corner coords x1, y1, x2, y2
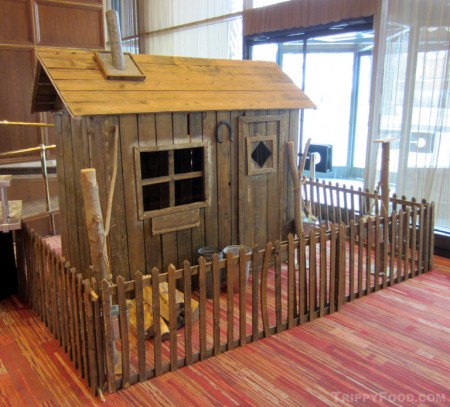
(32, 48, 315, 280)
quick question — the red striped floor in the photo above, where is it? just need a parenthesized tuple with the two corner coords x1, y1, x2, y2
(0, 257, 449, 406)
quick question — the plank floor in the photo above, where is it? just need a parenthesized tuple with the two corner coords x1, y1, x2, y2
(0, 257, 449, 406)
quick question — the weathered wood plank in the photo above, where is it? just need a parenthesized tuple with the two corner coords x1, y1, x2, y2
(226, 251, 235, 349)
(203, 112, 219, 249)
(101, 280, 115, 392)
(319, 228, 326, 317)
(151, 268, 162, 376)
(298, 233, 307, 323)
(134, 272, 146, 382)
(70, 117, 91, 275)
(274, 240, 282, 333)
(91, 279, 105, 391)
(116, 276, 130, 388)
(397, 210, 404, 283)
(198, 258, 207, 359)
(349, 220, 356, 300)
(239, 246, 247, 346)
(358, 218, 364, 296)
(85, 280, 99, 394)
(103, 116, 130, 280)
(212, 255, 221, 356)
(329, 227, 337, 313)
(119, 115, 146, 277)
(251, 244, 260, 340)
(61, 114, 81, 270)
(138, 114, 162, 271)
(183, 261, 193, 365)
(77, 274, 89, 381)
(155, 113, 178, 269)
(69, 96, 313, 121)
(168, 265, 178, 371)
(287, 234, 295, 329)
(173, 113, 193, 268)
(260, 242, 272, 337)
(309, 230, 317, 321)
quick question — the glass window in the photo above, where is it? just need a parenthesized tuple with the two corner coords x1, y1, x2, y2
(246, 19, 374, 185)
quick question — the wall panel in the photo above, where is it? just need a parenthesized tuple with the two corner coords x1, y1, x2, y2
(0, 0, 33, 44)
(35, 1, 104, 48)
(0, 47, 40, 154)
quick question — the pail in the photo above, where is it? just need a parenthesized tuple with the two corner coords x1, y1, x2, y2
(222, 245, 252, 292)
(111, 304, 129, 340)
(197, 247, 223, 298)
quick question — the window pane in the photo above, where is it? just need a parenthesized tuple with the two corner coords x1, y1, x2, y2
(174, 147, 203, 174)
(251, 43, 278, 62)
(140, 151, 169, 179)
(143, 183, 170, 211)
(302, 52, 354, 167)
(353, 54, 372, 168)
(175, 178, 204, 205)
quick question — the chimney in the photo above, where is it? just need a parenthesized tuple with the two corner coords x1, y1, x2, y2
(106, 10, 125, 71)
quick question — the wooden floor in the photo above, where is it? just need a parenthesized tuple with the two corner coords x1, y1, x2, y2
(0, 257, 449, 406)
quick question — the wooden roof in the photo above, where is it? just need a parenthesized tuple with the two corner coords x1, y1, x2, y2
(32, 48, 315, 117)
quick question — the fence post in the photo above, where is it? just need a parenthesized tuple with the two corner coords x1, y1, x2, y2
(101, 279, 116, 392)
(336, 223, 346, 311)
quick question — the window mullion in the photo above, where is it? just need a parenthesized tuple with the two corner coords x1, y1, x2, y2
(169, 150, 175, 207)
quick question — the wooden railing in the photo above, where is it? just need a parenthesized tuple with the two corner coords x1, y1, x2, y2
(17, 193, 434, 396)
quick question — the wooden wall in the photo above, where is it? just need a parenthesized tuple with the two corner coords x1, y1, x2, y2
(0, 0, 104, 155)
(56, 110, 299, 281)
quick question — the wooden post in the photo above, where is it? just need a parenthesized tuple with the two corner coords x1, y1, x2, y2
(373, 138, 397, 218)
(80, 169, 110, 283)
(286, 139, 311, 237)
(106, 10, 125, 71)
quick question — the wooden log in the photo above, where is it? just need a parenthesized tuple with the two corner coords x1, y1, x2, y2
(105, 10, 125, 71)
(286, 140, 311, 237)
(80, 169, 110, 282)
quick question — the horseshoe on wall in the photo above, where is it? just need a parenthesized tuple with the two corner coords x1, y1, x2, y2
(215, 121, 233, 143)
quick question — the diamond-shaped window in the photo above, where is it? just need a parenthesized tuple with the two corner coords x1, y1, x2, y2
(251, 141, 272, 168)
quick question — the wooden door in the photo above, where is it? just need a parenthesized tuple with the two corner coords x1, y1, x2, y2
(238, 113, 288, 248)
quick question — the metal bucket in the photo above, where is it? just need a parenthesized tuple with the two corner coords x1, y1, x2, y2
(197, 247, 223, 298)
(222, 245, 252, 292)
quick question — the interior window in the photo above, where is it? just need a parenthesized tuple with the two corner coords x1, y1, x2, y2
(245, 18, 374, 185)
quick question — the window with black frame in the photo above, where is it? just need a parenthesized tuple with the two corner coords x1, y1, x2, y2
(244, 18, 374, 184)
